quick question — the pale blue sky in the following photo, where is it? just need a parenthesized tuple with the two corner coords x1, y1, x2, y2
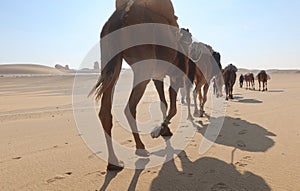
(0, 0, 299, 69)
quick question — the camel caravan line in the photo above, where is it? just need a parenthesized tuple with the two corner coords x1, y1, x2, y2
(89, 0, 268, 171)
(239, 71, 271, 91)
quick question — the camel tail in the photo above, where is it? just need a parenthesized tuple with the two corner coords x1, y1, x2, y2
(89, 55, 122, 101)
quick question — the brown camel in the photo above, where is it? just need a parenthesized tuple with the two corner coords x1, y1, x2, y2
(257, 70, 268, 91)
(244, 73, 255, 90)
(187, 42, 223, 117)
(90, 1, 191, 171)
(223, 64, 238, 100)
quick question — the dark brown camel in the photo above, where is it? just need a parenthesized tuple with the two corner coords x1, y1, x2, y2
(90, 1, 191, 171)
(187, 42, 223, 117)
(257, 70, 268, 91)
(244, 73, 255, 90)
(223, 64, 237, 100)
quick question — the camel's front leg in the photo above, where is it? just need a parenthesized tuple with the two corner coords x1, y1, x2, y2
(151, 82, 179, 138)
(153, 80, 168, 119)
(185, 81, 194, 121)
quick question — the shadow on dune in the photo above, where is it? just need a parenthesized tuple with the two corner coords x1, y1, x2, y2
(150, 142, 271, 191)
(267, 89, 284, 93)
(237, 99, 263, 104)
(196, 116, 276, 153)
(233, 96, 263, 104)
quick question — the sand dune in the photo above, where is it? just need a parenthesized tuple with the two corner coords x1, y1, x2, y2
(0, 69, 299, 190)
(0, 64, 66, 75)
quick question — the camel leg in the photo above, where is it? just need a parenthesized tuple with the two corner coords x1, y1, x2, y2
(265, 81, 268, 91)
(124, 79, 150, 156)
(185, 81, 194, 121)
(153, 80, 168, 119)
(99, 58, 123, 171)
(161, 83, 180, 136)
(200, 83, 209, 117)
(198, 85, 203, 114)
(225, 84, 229, 101)
(193, 83, 201, 117)
(230, 84, 234, 99)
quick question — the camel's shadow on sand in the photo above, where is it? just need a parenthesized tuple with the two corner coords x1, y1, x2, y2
(232, 96, 263, 104)
(196, 116, 276, 153)
(150, 152, 271, 191)
(99, 117, 275, 191)
(99, 150, 271, 191)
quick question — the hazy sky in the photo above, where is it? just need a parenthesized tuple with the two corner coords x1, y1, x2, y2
(0, 0, 299, 69)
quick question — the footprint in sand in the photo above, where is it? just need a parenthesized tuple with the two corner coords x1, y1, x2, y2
(238, 129, 248, 135)
(211, 182, 233, 191)
(47, 172, 73, 183)
(46, 175, 65, 183)
(233, 122, 240, 127)
(235, 161, 248, 167)
(243, 156, 251, 160)
(188, 173, 194, 177)
(12, 157, 22, 160)
(235, 156, 252, 168)
(236, 140, 246, 148)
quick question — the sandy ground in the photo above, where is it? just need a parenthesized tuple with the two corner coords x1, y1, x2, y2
(0, 65, 299, 191)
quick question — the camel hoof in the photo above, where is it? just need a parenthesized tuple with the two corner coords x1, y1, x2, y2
(151, 126, 162, 139)
(107, 161, 124, 171)
(135, 149, 150, 157)
(160, 126, 173, 137)
(193, 112, 201, 118)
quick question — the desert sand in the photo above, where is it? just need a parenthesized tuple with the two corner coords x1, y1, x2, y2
(0, 64, 299, 191)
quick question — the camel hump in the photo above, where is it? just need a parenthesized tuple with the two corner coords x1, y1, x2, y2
(116, 0, 178, 26)
(225, 64, 238, 72)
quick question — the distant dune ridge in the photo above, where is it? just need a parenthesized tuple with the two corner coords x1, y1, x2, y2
(0, 64, 65, 75)
(0, 64, 299, 76)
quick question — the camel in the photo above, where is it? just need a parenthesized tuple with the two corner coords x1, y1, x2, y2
(187, 42, 223, 117)
(257, 70, 269, 91)
(90, 1, 192, 171)
(239, 74, 244, 88)
(223, 64, 238, 100)
(244, 73, 255, 90)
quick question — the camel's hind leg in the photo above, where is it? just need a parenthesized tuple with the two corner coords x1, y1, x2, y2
(259, 81, 261, 91)
(99, 56, 124, 171)
(153, 80, 168, 119)
(265, 81, 268, 91)
(200, 83, 209, 117)
(124, 79, 150, 156)
(193, 83, 201, 117)
(230, 84, 234, 99)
